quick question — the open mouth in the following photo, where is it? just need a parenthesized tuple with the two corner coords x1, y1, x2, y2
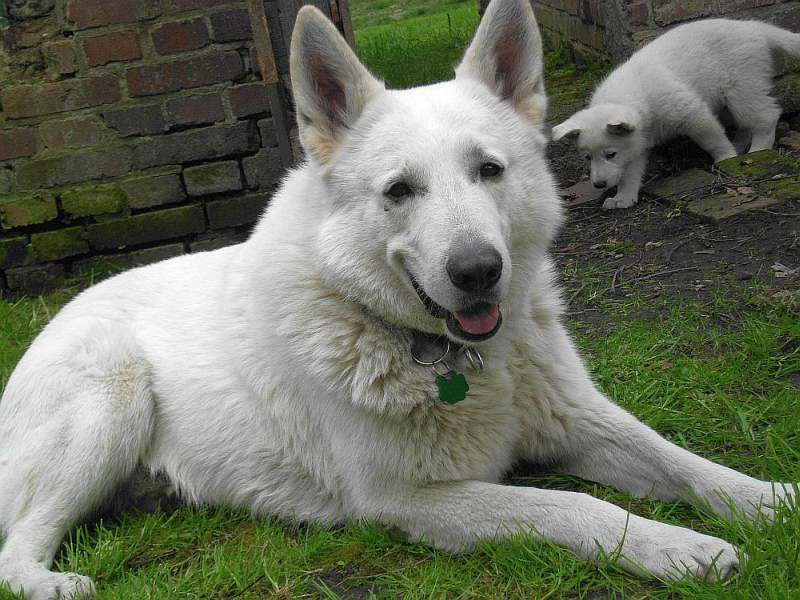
(409, 274, 502, 342)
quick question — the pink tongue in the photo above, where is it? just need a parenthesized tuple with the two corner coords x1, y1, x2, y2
(453, 305, 501, 335)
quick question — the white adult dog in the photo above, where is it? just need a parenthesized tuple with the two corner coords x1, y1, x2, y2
(0, 1, 796, 597)
(552, 19, 800, 209)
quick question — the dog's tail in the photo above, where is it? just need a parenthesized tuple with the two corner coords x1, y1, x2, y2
(762, 22, 800, 58)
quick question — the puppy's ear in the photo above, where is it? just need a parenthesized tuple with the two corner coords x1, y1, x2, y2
(456, 0, 546, 126)
(551, 119, 582, 141)
(290, 6, 384, 164)
(607, 121, 636, 136)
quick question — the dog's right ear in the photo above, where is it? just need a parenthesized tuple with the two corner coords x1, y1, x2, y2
(455, 0, 547, 127)
(290, 6, 384, 165)
(551, 118, 582, 141)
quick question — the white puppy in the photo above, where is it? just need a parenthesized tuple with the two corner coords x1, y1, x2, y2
(552, 19, 800, 209)
(0, 2, 796, 598)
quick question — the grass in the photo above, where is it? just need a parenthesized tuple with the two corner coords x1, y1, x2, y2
(1, 281, 799, 599)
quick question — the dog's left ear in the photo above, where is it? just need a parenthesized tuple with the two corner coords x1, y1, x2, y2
(290, 6, 384, 164)
(455, 0, 546, 126)
(607, 121, 636, 136)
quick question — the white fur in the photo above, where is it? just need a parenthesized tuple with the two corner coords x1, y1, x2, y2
(552, 19, 800, 210)
(0, 3, 796, 597)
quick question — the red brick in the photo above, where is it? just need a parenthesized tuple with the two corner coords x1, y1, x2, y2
(40, 117, 106, 149)
(126, 51, 244, 97)
(152, 18, 209, 55)
(2, 75, 121, 119)
(84, 30, 141, 66)
(0, 128, 37, 161)
(229, 83, 270, 119)
(42, 40, 77, 75)
(167, 93, 226, 127)
(626, 1, 649, 25)
(104, 104, 166, 136)
(67, 0, 161, 29)
(653, 0, 710, 25)
(172, 0, 230, 11)
(209, 9, 252, 42)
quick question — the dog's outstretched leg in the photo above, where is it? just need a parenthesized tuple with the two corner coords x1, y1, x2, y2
(0, 321, 153, 599)
(515, 317, 795, 523)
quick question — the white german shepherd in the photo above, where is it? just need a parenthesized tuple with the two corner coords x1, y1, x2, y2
(0, 1, 795, 597)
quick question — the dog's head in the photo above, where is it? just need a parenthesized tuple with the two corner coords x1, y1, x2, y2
(552, 103, 645, 192)
(289, 0, 561, 344)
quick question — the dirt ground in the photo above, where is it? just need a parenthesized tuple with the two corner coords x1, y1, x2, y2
(547, 136, 800, 329)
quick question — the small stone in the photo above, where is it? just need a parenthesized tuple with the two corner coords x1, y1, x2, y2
(643, 168, 716, 202)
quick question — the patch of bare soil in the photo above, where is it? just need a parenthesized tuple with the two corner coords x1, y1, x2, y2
(549, 139, 800, 329)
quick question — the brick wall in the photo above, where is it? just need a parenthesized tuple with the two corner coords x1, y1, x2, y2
(525, 1, 800, 64)
(0, 0, 288, 296)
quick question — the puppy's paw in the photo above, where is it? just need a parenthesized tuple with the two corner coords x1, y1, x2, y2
(0, 560, 95, 600)
(602, 194, 638, 210)
(621, 523, 739, 581)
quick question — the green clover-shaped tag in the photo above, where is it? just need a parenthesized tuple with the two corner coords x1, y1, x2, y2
(436, 371, 469, 405)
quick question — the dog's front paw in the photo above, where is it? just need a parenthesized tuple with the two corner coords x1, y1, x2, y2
(602, 194, 638, 210)
(622, 522, 739, 581)
(705, 480, 797, 522)
(0, 560, 95, 600)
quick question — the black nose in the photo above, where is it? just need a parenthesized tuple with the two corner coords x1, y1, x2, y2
(594, 180, 607, 189)
(447, 244, 503, 293)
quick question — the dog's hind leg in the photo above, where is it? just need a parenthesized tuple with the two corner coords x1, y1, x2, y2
(681, 103, 737, 162)
(726, 88, 781, 153)
(0, 321, 153, 599)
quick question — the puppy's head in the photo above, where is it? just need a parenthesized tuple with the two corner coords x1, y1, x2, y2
(552, 103, 644, 191)
(290, 0, 561, 344)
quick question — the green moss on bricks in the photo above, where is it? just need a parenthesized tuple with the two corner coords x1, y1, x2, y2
(61, 184, 128, 218)
(87, 205, 205, 250)
(716, 150, 800, 181)
(31, 227, 89, 262)
(0, 193, 58, 229)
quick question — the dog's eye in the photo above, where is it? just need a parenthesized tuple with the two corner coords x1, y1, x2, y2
(605, 151, 617, 159)
(386, 182, 412, 199)
(479, 162, 503, 178)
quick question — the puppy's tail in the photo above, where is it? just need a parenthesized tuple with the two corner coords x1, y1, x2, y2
(762, 23, 800, 58)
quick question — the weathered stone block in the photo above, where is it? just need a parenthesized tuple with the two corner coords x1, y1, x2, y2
(16, 147, 133, 189)
(242, 147, 283, 190)
(31, 227, 88, 262)
(132, 122, 258, 169)
(0, 170, 12, 194)
(151, 18, 210, 54)
(103, 104, 167, 137)
(0, 193, 58, 229)
(1, 76, 121, 120)
(62, 184, 128, 217)
(643, 168, 717, 202)
(257, 118, 278, 147)
(87, 205, 205, 249)
(0, 128, 37, 161)
(6, 263, 64, 295)
(761, 176, 800, 201)
(716, 150, 800, 181)
(67, 0, 161, 29)
(40, 117, 107, 149)
(686, 192, 782, 223)
(209, 9, 252, 42)
(190, 232, 247, 252)
(74, 243, 185, 276)
(0, 236, 32, 269)
(42, 39, 77, 75)
(229, 83, 270, 119)
(184, 161, 242, 196)
(121, 171, 186, 209)
(166, 93, 225, 127)
(653, 0, 711, 25)
(126, 51, 244, 97)
(171, 0, 230, 10)
(84, 30, 141, 66)
(206, 193, 269, 229)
